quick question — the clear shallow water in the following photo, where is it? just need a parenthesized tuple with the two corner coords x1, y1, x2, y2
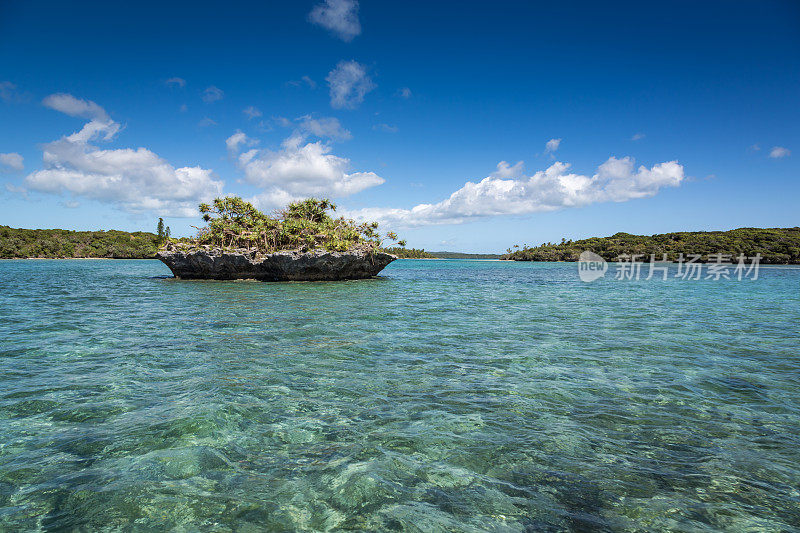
(1, 259, 799, 532)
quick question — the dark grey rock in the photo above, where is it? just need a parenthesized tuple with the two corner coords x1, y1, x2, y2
(157, 247, 396, 281)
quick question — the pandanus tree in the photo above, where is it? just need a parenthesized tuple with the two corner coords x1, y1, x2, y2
(184, 196, 404, 254)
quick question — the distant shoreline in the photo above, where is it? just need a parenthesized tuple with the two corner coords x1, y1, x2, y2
(501, 227, 800, 264)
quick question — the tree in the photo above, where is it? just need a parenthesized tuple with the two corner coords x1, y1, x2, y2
(165, 226, 171, 240)
(157, 218, 165, 241)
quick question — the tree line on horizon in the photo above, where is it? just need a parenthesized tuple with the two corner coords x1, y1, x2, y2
(3, 222, 799, 263)
(501, 227, 800, 264)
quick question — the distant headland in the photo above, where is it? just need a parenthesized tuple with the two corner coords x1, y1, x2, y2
(502, 227, 800, 264)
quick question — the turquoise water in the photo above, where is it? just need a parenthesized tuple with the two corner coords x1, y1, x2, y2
(1, 259, 799, 531)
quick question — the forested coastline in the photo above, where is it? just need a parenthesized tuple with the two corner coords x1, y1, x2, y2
(501, 227, 800, 264)
(0, 226, 161, 259)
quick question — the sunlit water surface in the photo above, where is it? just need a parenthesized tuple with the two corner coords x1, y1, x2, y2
(1, 259, 799, 531)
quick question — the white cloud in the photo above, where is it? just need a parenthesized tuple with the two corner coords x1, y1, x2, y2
(228, 132, 383, 210)
(0, 153, 24, 171)
(243, 106, 262, 119)
(631, 132, 645, 141)
(769, 146, 790, 158)
(202, 86, 224, 103)
(42, 93, 110, 122)
(165, 77, 186, 88)
(326, 60, 375, 109)
(373, 123, 398, 133)
(545, 138, 561, 152)
(198, 117, 217, 127)
(490, 160, 525, 178)
(24, 95, 222, 217)
(297, 115, 351, 140)
(346, 157, 684, 228)
(225, 130, 258, 154)
(397, 87, 412, 99)
(309, 0, 360, 41)
(273, 115, 352, 141)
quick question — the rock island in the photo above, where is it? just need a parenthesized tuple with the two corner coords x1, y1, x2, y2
(158, 197, 400, 281)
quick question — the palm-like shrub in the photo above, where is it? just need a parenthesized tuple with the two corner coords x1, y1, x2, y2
(173, 196, 402, 254)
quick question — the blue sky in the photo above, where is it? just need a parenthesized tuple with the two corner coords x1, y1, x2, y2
(0, 0, 798, 252)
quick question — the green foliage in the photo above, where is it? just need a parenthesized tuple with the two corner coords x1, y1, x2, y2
(0, 226, 159, 259)
(501, 227, 800, 264)
(382, 247, 435, 258)
(185, 196, 402, 254)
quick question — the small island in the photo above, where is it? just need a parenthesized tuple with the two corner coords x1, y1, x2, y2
(158, 197, 401, 281)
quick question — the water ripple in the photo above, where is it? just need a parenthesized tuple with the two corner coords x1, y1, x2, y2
(0, 259, 799, 531)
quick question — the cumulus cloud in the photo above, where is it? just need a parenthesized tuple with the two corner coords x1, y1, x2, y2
(0, 153, 24, 171)
(202, 86, 224, 103)
(243, 106, 262, 119)
(227, 131, 383, 210)
(309, 0, 360, 41)
(631, 132, 645, 141)
(165, 77, 186, 88)
(326, 60, 375, 109)
(346, 157, 684, 228)
(769, 146, 790, 158)
(24, 94, 222, 217)
(545, 138, 561, 152)
(397, 87, 412, 99)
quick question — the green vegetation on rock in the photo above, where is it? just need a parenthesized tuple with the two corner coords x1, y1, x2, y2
(178, 196, 403, 254)
(502, 227, 800, 264)
(0, 226, 159, 259)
